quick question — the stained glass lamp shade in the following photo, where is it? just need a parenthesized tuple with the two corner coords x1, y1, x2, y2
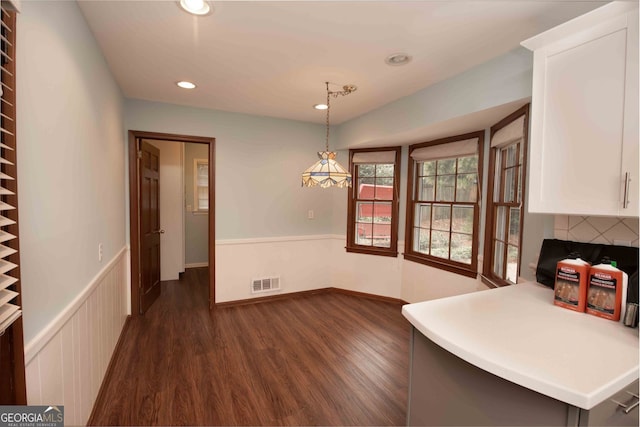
(301, 151, 352, 188)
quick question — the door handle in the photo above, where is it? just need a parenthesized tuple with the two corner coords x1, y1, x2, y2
(612, 392, 639, 414)
(154, 229, 165, 234)
(623, 172, 630, 209)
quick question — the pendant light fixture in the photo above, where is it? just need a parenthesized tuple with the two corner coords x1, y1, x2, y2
(301, 82, 357, 188)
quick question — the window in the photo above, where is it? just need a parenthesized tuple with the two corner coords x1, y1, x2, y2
(483, 106, 529, 286)
(346, 147, 401, 257)
(194, 158, 208, 212)
(405, 132, 484, 277)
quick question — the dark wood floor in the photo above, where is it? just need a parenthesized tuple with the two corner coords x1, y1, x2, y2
(89, 268, 411, 426)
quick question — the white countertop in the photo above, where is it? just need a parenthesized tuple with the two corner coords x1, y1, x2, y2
(402, 282, 639, 410)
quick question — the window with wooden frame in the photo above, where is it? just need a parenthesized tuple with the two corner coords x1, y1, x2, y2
(405, 132, 484, 278)
(193, 158, 208, 212)
(346, 147, 401, 257)
(483, 105, 529, 287)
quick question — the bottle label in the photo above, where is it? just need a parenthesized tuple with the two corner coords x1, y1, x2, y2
(587, 273, 617, 315)
(555, 268, 580, 306)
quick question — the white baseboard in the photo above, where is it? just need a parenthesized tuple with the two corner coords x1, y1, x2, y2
(185, 262, 208, 268)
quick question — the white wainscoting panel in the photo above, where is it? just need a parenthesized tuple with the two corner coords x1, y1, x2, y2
(400, 253, 488, 303)
(24, 246, 129, 425)
(329, 236, 403, 299)
(329, 237, 488, 303)
(215, 233, 493, 305)
(215, 235, 333, 303)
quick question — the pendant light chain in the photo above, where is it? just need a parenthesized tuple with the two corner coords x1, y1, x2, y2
(325, 81, 331, 152)
(324, 81, 357, 152)
(301, 81, 357, 188)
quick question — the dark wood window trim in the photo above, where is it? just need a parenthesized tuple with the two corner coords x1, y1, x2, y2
(404, 131, 485, 278)
(482, 104, 530, 287)
(346, 146, 401, 257)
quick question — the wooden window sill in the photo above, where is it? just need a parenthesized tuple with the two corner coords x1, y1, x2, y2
(346, 245, 398, 258)
(403, 252, 478, 279)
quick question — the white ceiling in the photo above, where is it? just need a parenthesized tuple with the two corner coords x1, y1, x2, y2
(78, 1, 606, 125)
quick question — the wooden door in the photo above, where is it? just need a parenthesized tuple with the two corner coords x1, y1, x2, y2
(139, 140, 161, 314)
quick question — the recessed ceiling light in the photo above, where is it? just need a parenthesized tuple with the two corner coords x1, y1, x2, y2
(179, 0, 212, 16)
(313, 104, 328, 110)
(177, 81, 196, 89)
(385, 52, 412, 66)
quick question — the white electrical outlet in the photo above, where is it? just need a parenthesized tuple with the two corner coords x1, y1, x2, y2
(98, 243, 103, 262)
(308, 210, 314, 219)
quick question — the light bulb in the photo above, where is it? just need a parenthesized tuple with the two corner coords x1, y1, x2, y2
(177, 81, 196, 89)
(184, 0, 204, 10)
(179, 0, 211, 16)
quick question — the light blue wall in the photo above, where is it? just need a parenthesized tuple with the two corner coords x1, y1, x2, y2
(125, 99, 335, 240)
(336, 48, 533, 149)
(333, 47, 553, 281)
(17, 1, 125, 342)
(125, 47, 551, 281)
(184, 143, 209, 264)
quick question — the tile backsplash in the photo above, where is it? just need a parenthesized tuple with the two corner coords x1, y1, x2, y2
(554, 216, 639, 247)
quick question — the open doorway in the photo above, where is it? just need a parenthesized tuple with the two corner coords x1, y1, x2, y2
(128, 131, 215, 315)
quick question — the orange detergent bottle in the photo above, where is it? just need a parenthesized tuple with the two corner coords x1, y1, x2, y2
(553, 255, 590, 312)
(586, 259, 627, 321)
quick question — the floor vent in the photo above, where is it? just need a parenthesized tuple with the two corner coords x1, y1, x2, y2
(251, 276, 281, 294)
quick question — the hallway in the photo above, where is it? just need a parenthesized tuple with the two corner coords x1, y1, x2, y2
(89, 268, 410, 425)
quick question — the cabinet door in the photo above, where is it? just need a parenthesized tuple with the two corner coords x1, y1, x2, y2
(620, 12, 638, 217)
(580, 380, 639, 426)
(528, 13, 637, 216)
(408, 328, 568, 426)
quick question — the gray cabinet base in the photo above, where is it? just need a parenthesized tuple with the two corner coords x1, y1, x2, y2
(408, 328, 639, 426)
(408, 327, 569, 426)
(580, 379, 639, 427)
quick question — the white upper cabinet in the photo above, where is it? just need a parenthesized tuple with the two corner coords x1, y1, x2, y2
(522, 2, 639, 217)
